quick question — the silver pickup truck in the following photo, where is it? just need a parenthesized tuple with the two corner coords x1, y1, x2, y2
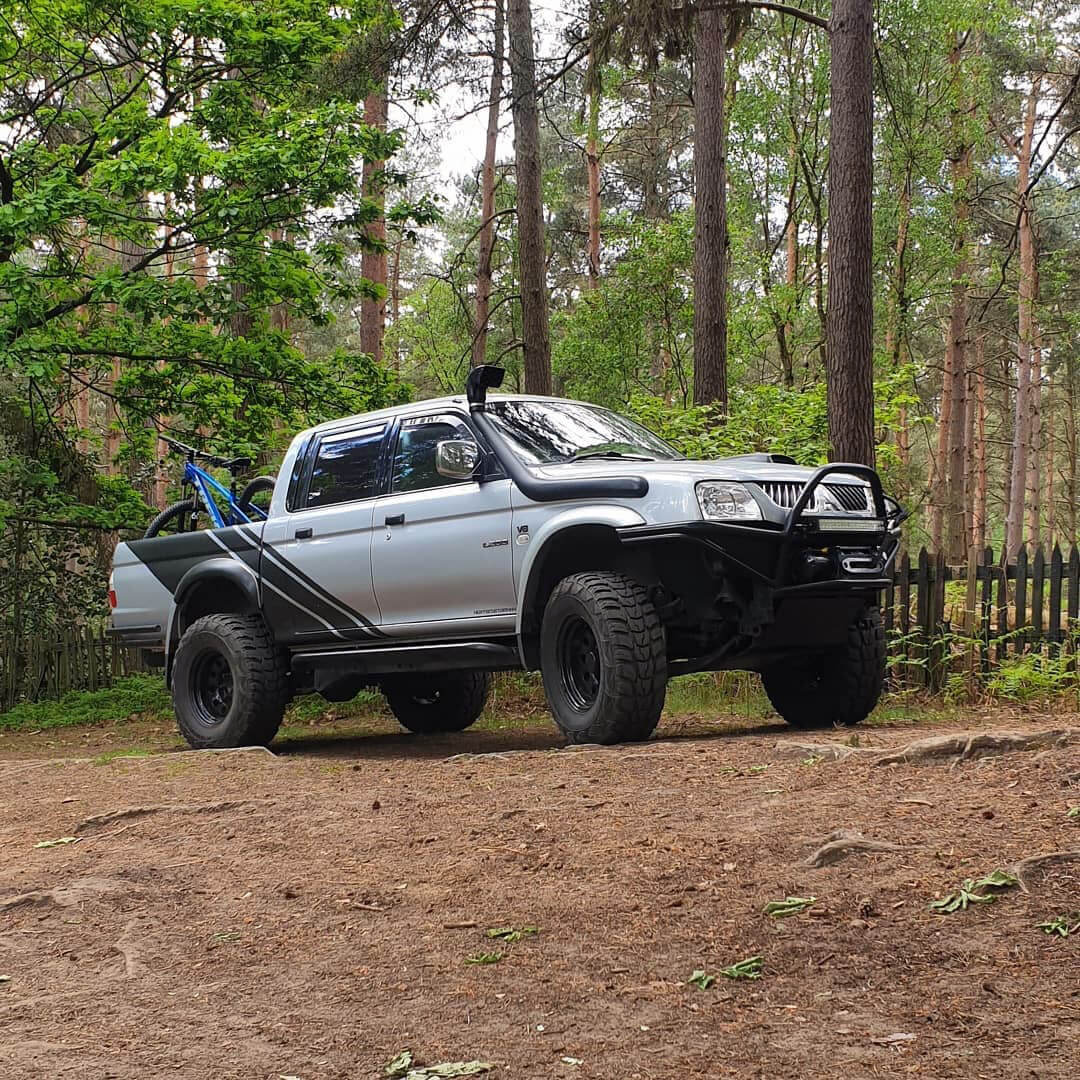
(110, 366, 904, 749)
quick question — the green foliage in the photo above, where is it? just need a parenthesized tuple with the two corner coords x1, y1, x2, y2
(719, 956, 764, 981)
(984, 650, 1079, 702)
(763, 896, 817, 918)
(0, 675, 172, 729)
(1037, 913, 1079, 938)
(929, 870, 1019, 914)
(626, 384, 829, 464)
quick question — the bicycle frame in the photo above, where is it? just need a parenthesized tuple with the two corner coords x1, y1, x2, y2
(183, 461, 267, 529)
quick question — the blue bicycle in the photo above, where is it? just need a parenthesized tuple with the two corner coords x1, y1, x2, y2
(143, 436, 276, 538)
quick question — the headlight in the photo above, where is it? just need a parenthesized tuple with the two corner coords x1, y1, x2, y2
(812, 486, 845, 512)
(696, 481, 763, 521)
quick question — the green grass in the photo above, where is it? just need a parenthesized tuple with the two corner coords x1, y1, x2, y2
(0, 675, 172, 733)
(0, 661, 1031, 743)
(91, 748, 154, 764)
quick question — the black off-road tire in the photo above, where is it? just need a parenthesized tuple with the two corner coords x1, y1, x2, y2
(144, 498, 200, 538)
(381, 671, 491, 734)
(172, 613, 289, 749)
(762, 607, 885, 729)
(540, 571, 667, 745)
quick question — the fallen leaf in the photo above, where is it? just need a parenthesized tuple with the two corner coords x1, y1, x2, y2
(34, 836, 81, 849)
(871, 1033, 916, 1045)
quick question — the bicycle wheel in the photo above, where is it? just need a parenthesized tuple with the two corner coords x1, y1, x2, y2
(238, 476, 276, 519)
(144, 498, 201, 538)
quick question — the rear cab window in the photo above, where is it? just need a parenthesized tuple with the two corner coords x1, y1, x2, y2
(300, 424, 385, 510)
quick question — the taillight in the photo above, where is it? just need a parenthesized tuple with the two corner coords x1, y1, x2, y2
(108, 589, 117, 609)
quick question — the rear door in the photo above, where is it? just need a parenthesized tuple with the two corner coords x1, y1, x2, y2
(370, 411, 516, 634)
(258, 423, 388, 644)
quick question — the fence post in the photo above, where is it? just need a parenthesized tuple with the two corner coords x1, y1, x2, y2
(980, 546, 993, 677)
(1015, 546, 1029, 652)
(931, 550, 948, 691)
(1049, 544, 1063, 657)
(898, 551, 911, 687)
(916, 547, 931, 688)
(1032, 546, 1045, 659)
(1067, 546, 1080, 673)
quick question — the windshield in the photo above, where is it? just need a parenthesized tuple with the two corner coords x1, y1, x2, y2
(484, 399, 683, 465)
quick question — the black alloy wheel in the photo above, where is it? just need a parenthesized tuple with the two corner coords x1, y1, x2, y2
(190, 648, 234, 725)
(557, 615, 601, 711)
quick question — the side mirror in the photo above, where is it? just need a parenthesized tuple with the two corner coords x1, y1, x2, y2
(435, 439, 482, 480)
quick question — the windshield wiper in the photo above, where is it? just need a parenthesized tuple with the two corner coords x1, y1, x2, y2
(568, 450, 656, 462)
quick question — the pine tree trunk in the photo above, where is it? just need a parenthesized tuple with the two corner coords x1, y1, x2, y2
(507, 0, 552, 394)
(944, 51, 971, 563)
(826, 0, 875, 465)
(930, 349, 952, 553)
(884, 171, 911, 372)
(360, 79, 389, 367)
(642, 76, 662, 221)
(1025, 329, 1042, 546)
(885, 170, 911, 483)
(472, 0, 505, 368)
(692, 7, 728, 410)
(1066, 353, 1077, 542)
(1005, 77, 1041, 557)
(778, 138, 798, 388)
(1045, 363, 1054, 548)
(585, 52, 601, 289)
(971, 335, 987, 554)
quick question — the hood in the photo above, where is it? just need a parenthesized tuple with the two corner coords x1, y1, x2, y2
(531, 456, 867, 487)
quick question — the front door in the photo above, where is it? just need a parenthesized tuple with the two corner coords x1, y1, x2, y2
(371, 412, 516, 635)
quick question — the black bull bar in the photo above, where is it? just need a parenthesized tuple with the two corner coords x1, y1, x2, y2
(617, 463, 904, 598)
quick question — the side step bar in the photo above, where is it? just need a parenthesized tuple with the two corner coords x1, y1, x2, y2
(290, 640, 523, 678)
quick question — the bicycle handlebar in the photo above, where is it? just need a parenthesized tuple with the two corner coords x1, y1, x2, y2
(160, 435, 251, 472)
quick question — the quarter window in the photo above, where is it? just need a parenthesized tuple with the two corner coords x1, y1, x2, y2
(391, 415, 475, 493)
(305, 426, 384, 509)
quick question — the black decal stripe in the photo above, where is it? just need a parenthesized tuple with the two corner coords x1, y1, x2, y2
(238, 525, 385, 636)
(254, 554, 377, 638)
(127, 532, 224, 594)
(128, 524, 384, 639)
(206, 532, 351, 639)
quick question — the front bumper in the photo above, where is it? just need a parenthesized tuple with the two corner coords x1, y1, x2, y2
(618, 463, 902, 594)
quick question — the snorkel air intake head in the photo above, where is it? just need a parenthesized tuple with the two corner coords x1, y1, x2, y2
(466, 365, 505, 410)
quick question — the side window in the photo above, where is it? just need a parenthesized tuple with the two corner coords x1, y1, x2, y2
(305, 426, 384, 509)
(391, 414, 475, 494)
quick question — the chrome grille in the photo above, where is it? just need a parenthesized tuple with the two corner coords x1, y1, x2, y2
(758, 481, 870, 512)
(759, 481, 806, 508)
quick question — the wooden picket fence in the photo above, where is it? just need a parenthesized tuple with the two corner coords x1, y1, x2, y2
(885, 544, 1080, 690)
(0, 624, 153, 712)
(1, 543, 1077, 711)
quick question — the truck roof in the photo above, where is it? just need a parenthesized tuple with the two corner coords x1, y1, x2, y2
(307, 392, 588, 436)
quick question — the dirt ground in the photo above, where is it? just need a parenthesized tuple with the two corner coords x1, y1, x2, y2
(1, 706, 1078, 1080)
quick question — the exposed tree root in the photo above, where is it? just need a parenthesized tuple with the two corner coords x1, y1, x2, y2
(0, 877, 130, 912)
(776, 729, 1078, 767)
(774, 742, 869, 762)
(1007, 850, 1080, 894)
(108, 920, 148, 978)
(75, 800, 255, 834)
(875, 730, 1078, 766)
(181, 745, 277, 759)
(805, 829, 905, 868)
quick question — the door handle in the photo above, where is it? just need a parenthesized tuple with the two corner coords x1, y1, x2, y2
(295, 527, 313, 539)
(384, 514, 405, 526)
